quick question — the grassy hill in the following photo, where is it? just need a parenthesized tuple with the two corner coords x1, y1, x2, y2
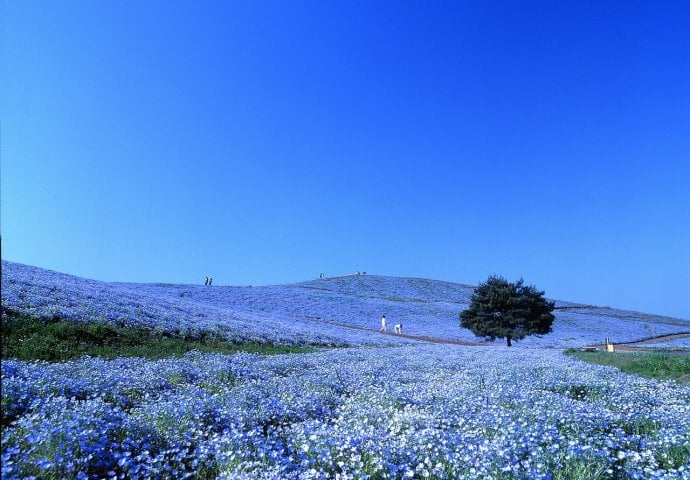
(3, 261, 690, 479)
(2, 260, 689, 349)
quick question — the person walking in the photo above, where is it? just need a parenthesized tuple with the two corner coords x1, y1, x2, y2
(205, 276, 209, 286)
(380, 315, 387, 332)
(209, 277, 213, 286)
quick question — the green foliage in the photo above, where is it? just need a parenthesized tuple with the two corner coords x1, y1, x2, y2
(550, 384, 604, 401)
(657, 443, 690, 470)
(565, 349, 690, 385)
(548, 457, 609, 480)
(619, 417, 660, 436)
(1, 311, 316, 361)
(459, 275, 555, 346)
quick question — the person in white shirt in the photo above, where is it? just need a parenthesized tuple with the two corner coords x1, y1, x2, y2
(380, 315, 387, 331)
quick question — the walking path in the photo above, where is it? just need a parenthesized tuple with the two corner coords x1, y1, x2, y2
(584, 332, 690, 352)
(302, 316, 491, 346)
(304, 316, 690, 351)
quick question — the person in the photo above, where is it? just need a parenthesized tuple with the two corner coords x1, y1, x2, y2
(395, 323, 402, 334)
(208, 277, 213, 286)
(380, 315, 387, 332)
(204, 276, 209, 286)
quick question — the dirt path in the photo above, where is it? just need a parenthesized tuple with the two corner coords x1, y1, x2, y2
(303, 316, 690, 351)
(585, 332, 690, 352)
(302, 317, 492, 346)
(620, 332, 690, 345)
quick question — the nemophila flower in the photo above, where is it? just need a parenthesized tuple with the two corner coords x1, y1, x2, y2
(3, 261, 690, 478)
(4, 261, 689, 349)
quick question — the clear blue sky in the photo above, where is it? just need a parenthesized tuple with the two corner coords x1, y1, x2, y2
(2, 1, 689, 319)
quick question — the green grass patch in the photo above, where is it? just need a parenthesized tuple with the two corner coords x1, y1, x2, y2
(1, 311, 316, 361)
(549, 383, 604, 401)
(565, 349, 690, 385)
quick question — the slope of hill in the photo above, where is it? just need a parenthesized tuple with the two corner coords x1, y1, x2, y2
(1, 261, 415, 348)
(2, 261, 688, 348)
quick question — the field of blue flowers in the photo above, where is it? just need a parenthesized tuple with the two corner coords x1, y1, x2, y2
(3, 261, 689, 348)
(1, 262, 416, 348)
(2, 261, 690, 479)
(3, 346, 689, 479)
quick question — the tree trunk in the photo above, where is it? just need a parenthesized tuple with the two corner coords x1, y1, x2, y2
(506, 335, 512, 347)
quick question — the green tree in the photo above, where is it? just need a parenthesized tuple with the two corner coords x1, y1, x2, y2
(460, 275, 555, 346)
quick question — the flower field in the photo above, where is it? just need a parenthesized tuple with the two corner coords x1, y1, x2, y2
(3, 346, 690, 479)
(2, 261, 690, 479)
(3, 261, 689, 348)
(0, 262, 415, 348)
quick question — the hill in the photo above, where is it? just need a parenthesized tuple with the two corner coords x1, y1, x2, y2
(2, 260, 689, 348)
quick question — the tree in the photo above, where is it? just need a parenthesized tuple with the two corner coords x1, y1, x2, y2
(460, 275, 555, 346)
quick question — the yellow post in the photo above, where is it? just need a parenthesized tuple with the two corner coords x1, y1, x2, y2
(606, 343, 615, 352)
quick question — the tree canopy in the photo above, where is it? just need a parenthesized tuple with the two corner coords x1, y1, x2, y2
(460, 275, 555, 346)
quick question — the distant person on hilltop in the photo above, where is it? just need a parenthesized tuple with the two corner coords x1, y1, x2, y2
(395, 323, 403, 334)
(204, 276, 209, 286)
(209, 277, 213, 286)
(380, 315, 387, 332)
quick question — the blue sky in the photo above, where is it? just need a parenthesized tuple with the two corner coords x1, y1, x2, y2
(2, 1, 689, 319)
